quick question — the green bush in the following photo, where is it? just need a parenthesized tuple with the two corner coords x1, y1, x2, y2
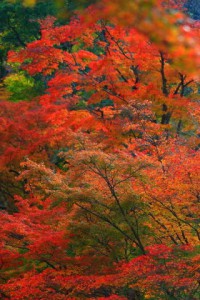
(4, 72, 44, 101)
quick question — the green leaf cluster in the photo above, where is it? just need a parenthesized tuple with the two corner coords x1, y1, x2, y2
(4, 71, 44, 101)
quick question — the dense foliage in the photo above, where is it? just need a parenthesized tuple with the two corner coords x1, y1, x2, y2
(0, 0, 199, 299)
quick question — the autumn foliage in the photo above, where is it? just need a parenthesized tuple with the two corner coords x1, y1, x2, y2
(0, 0, 199, 299)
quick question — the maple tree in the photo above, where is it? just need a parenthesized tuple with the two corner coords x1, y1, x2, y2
(0, 0, 200, 299)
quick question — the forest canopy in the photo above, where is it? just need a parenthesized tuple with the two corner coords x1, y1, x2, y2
(0, 1, 199, 299)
